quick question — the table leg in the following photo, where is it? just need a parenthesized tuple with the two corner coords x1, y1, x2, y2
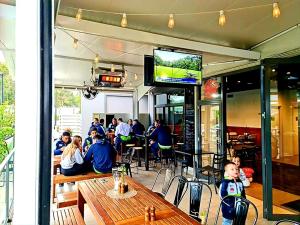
(78, 189, 85, 218)
(145, 138, 149, 171)
(137, 148, 141, 167)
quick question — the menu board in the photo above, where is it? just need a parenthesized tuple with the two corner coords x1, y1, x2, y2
(184, 88, 195, 166)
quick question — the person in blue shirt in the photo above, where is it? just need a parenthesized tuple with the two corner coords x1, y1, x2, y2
(132, 119, 145, 135)
(54, 131, 71, 155)
(89, 118, 106, 136)
(84, 134, 115, 173)
(149, 120, 172, 161)
(83, 127, 97, 152)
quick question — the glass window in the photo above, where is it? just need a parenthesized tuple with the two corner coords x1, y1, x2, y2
(169, 95, 184, 104)
(155, 94, 167, 105)
(155, 107, 163, 121)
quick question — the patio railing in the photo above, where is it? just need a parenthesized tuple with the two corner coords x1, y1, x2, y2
(0, 136, 15, 225)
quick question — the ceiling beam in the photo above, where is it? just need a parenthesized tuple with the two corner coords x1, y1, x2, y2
(56, 15, 261, 60)
(55, 54, 143, 67)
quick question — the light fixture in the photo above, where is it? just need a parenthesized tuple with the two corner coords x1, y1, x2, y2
(286, 71, 291, 75)
(121, 13, 127, 27)
(76, 8, 82, 21)
(168, 14, 175, 29)
(73, 38, 78, 49)
(237, 80, 241, 83)
(94, 54, 100, 63)
(111, 64, 115, 72)
(272, 68, 276, 72)
(134, 73, 138, 80)
(273, 2, 280, 18)
(219, 10, 226, 26)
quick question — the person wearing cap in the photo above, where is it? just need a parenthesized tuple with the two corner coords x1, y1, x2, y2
(53, 131, 72, 155)
(114, 118, 132, 152)
(84, 134, 114, 173)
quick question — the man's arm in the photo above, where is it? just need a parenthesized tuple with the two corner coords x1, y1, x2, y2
(115, 124, 120, 136)
(84, 145, 93, 162)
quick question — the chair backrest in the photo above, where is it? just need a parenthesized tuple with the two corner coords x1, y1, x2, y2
(212, 154, 226, 170)
(151, 166, 175, 196)
(166, 175, 188, 207)
(274, 219, 300, 225)
(214, 196, 258, 225)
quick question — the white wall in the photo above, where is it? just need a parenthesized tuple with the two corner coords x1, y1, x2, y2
(227, 89, 261, 128)
(81, 92, 133, 136)
(139, 95, 148, 113)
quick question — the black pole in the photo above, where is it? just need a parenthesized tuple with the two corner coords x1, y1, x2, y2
(38, 0, 53, 224)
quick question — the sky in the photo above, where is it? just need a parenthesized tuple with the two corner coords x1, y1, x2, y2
(0, 51, 5, 63)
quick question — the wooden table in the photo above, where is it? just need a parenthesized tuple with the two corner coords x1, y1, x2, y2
(77, 177, 200, 225)
(53, 155, 61, 175)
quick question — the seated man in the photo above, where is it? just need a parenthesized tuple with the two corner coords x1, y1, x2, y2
(132, 119, 145, 135)
(53, 131, 71, 155)
(84, 134, 114, 173)
(114, 118, 132, 152)
(83, 127, 97, 152)
(107, 118, 117, 133)
(149, 120, 172, 161)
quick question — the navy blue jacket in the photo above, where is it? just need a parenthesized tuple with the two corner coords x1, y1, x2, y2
(220, 178, 246, 220)
(53, 139, 71, 155)
(149, 126, 172, 146)
(84, 139, 113, 173)
(132, 122, 145, 135)
(90, 123, 106, 136)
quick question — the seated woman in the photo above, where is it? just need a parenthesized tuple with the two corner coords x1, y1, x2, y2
(60, 135, 85, 176)
(53, 131, 71, 155)
(149, 120, 172, 162)
(84, 134, 115, 173)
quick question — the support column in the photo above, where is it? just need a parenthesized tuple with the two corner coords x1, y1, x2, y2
(133, 89, 138, 119)
(194, 86, 200, 177)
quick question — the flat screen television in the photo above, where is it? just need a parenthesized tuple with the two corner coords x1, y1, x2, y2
(153, 49, 202, 85)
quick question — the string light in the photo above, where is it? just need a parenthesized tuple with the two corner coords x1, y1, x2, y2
(273, 2, 280, 18)
(134, 73, 138, 80)
(76, 8, 82, 21)
(168, 14, 175, 29)
(73, 38, 78, 49)
(121, 13, 128, 27)
(219, 10, 226, 26)
(94, 54, 100, 63)
(111, 64, 115, 72)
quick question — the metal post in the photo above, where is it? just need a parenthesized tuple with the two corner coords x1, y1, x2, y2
(5, 162, 9, 224)
(194, 86, 200, 178)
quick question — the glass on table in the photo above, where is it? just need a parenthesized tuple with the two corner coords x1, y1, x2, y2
(112, 167, 121, 191)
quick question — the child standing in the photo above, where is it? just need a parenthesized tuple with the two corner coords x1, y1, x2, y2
(232, 156, 251, 187)
(219, 162, 246, 225)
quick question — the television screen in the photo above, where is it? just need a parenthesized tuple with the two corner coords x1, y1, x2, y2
(154, 49, 202, 85)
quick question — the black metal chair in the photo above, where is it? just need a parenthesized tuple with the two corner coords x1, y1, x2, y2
(114, 147, 136, 177)
(214, 196, 258, 225)
(164, 175, 189, 207)
(151, 166, 176, 198)
(274, 220, 300, 225)
(181, 180, 212, 224)
(197, 153, 226, 194)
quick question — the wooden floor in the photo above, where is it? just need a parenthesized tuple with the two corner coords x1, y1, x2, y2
(245, 182, 300, 213)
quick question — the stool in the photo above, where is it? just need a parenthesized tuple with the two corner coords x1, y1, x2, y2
(133, 146, 143, 167)
(176, 143, 189, 175)
(158, 145, 173, 167)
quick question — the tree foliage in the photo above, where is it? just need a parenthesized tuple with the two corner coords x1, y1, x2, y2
(55, 89, 81, 108)
(155, 55, 200, 71)
(0, 63, 15, 162)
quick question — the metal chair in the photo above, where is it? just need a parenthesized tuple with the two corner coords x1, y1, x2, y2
(182, 180, 212, 225)
(274, 220, 300, 225)
(197, 153, 225, 194)
(115, 147, 136, 177)
(151, 166, 175, 198)
(214, 196, 258, 225)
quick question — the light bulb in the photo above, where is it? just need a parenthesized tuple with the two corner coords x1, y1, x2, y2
(273, 2, 280, 18)
(76, 8, 82, 21)
(121, 13, 127, 27)
(94, 54, 100, 63)
(73, 38, 78, 49)
(168, 14, 175, 29)
(219, 10, 226, 26)
(134, 74, 138, 80)
(111, 64, 115, 72)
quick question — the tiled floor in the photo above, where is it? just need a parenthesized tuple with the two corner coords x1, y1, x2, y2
(53, 165, 296, 224)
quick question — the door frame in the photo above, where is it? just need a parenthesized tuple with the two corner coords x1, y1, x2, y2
(261, 58, 300, 222)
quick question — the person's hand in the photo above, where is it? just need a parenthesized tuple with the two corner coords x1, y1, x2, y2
(150, 140, 155, 145)
(85, 146, 89, 152)
(60, 147, 65, 152)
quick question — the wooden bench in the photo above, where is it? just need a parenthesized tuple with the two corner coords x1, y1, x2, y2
(57, 191, 77, 208)
(52, 206, 85, 225)
(52, 172, 111, 202)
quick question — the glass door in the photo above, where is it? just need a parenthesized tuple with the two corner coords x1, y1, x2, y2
(262, 59, 300, 221)
(200, 103, 222, 167)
